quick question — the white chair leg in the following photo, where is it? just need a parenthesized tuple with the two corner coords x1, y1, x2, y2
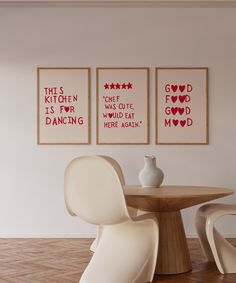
(195, 207, 215, 261)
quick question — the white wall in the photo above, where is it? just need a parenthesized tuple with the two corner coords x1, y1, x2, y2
(0, 4, 236, 237)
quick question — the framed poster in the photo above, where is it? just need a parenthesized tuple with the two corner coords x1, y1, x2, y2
(156, 68, 208, 144)
(37, 68, 90, 144)
(97, 68, 149, 144)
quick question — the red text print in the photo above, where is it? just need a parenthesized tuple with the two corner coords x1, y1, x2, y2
(59, 105, 75, 113)
(179, 85, 185, 92)
(103, 96, 120, 103)
(165, 84, 193, 93)
(164, 82, 193, 128)
(46, 116, 84, 126)
(179, 95, 186, 103)
(43, 85, 84, 127)
(166, 95, 191, 104)
(44, 86, 64, 95)
(164, 107, 191, 116)
(171, 96, 178, 103)
(171, 107, 178, 115)
(44, 95, 78, 104)
(171, 85, 178, 92)
(164, 118, 193, 127)
(173, 119, 178, 126)
(104, 82, 133, 90)
(104, 121, 142, 128)
(178, 107, 184, 115)
(102, 81, 143, 129)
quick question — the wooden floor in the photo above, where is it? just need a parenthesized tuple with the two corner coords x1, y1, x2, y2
(0, 238, 235, 283)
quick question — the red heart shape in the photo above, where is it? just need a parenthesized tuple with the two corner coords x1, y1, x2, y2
(65, 106, 70, 112)
(171, 107, 178, 115)
(108, 113, 113, 118)
(178, 107, 184, 115)
(173, 119, 178, 126)
(179, 85, 185, 92)
(179, 95, 186, 103)
(180, 120, 186, 127)
(171, 85, 178, 92)
(171, 96, 178, 103)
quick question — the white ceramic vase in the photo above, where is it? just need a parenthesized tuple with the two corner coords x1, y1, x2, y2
(139, 155, 164, 188)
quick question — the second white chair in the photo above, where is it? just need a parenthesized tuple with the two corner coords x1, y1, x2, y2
(65, 155, 159, 283)
(196, 203, 236, 274)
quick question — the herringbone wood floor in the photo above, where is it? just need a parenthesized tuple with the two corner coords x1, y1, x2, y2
(0, 238, 235, 283)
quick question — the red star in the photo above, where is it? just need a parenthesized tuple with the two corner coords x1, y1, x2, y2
(127, 82, 133, 89)
(110, 83, 115, 89)
(104, 83, 109, 89)
(116, 83, 121, 89)
(122, 83, 126, 89)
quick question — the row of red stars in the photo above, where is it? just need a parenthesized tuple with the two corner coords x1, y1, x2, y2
(104, 82, 133, 90)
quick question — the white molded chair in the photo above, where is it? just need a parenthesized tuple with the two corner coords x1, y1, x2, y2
(89, 156, 140, 253)
(65, 155, 159, 283)
(195, 203, 236, 274)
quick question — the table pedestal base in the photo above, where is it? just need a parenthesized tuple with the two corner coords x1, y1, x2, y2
(155, 211, 192, 275)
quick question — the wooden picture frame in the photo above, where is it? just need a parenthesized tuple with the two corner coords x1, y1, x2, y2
(37, 67, 90, 144)
(156, 68, 208, 145)
(96, 67, 149, 144)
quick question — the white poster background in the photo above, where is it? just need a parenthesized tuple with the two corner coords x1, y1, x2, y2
(156, 68, 208, 144)
(38, 68, 90, 144)
(97, 68, 149, 144)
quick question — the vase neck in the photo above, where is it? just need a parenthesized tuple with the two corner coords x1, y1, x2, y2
(144, 156, 156, 168)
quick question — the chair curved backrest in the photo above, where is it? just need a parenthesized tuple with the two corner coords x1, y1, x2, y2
(64, 155, 130, 225)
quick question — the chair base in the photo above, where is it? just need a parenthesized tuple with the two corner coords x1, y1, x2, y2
(196, 203, 236, 274)
(80, 220, 158, 283)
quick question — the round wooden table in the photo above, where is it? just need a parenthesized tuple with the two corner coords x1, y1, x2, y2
(124, 185, 233, 275)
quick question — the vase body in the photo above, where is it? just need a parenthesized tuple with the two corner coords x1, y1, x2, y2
(139, 155, 164, 188)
